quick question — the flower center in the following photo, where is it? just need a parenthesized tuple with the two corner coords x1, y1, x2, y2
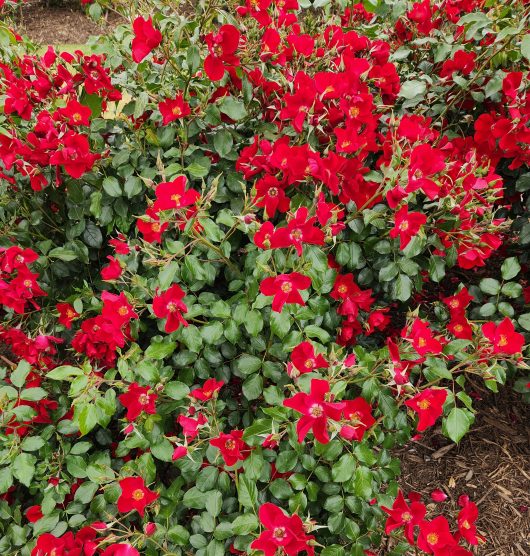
(349, 106, 360, 118)
(399, 220, 409, 231)
(498, 334, 508, 346)
(309, 403, 324, 417)
(401, 511, 412, 523)
(461, 519, 471, 529)
(454, 324, 463, 333)
(304, 359, 314, 369)
(290, 228, 303, 241)
(167, 301, 178, 313)
(138, 394, 150, 405)
(273, 526, 286, 540)
(281, 282, 293, 293)
(268, 187, 278, 197)
(118, 306, 129, 316)
(132, 489, 145, 501)
(449, 300, 460, 308)
(426, 532, 439, 545)
(417, 337, 427, 348)
(172, 106, 182, 116)
(418, 399, 430, 410)
(24, 279, 32, 288)
(171, 194, 181, 204)
(349, 411, 362, 424)
(338, 284, 348, 294)
(73, 112, 82, 122)
(225, 439, 236, 450)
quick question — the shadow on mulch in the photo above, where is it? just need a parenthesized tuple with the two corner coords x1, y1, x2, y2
(396, 385, 529, 555)
(15, 0, 123, 45)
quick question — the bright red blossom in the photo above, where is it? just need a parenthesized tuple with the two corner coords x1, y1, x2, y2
(132, 17, 162, 63)
(259, 272, 311, 313)
(117, 476, 158, 517)
(210, 430, 251, 466)
(118, 383, 157, 421)
(405, 388, 448, 432)
(152, 284, 188, 333)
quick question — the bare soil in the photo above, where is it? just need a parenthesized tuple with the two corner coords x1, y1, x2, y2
(15, 0, 122, 45)
(398, 385, 530, 555)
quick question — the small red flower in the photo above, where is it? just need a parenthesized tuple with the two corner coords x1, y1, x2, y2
(271, 207, 326, 256)
(259, 272, 311, 313)
(117, 476, 158, 517)
(137, 209, 168, 243)
(178, 414, 207, 439)
(443, 287, 474, 315)
(152, 284, 188, 333)
(340, 398, 375, 441)
(119, 383, 157, 421)
(254, 175, 290, 218)
(251, 503, 315, 556)
(482, 317, 525, 355)
(101, 256, 123, 281)
(132, 17, 162, 63)
(190, 378, 224, 401)
(56, 303, 79, 329)
(289, 341, 328, 377)
(204, 24, 240, 81)
(405, 319, 444, 355)
(254, 221, 276, 249)
(159, 93, 191, 125)
(210, 430, 251, 466)
(390, 205, 427, 250)
(405, 388, 448, 432)
(382, 490, 426, 544)
(418, 516, 457, 553)
(25, 505, 43, 523)
(283, 379, 345, 444)
(57, 99, 91, 126)
(152, 176, 201, 213)
(100, 543, 140, 556)
(172, 446, 187, 460)
(457, 496, 484, 546)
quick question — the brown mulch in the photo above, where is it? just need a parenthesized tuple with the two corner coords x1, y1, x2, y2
(398, 385, 530, 555)
(15, 0, 122, 45)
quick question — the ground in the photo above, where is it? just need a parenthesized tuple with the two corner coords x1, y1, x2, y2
(8, 2, 530, 554)
(16, 0, 120, 45)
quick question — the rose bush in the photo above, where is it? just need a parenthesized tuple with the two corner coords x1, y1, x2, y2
(0, 0, 529, 554)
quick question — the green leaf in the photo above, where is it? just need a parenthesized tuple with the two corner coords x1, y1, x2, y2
(276, 451, 298, 473)
(145, 341, 176, 360)
(82, 221, 103, 248)
(163, 381, 188, 401)
(353, 466, 372, 498)
(200, 322, 224, 344)
(12, 453, 36, 487)
(10, 360, 31, 388)
(102, 177, 122, 197)
(232, 513, 258, 535)
(238, 475, 258, 508)
(219, 97, 247, 121)
(331, 454, 355, 483)
(183, 487, 208, 509)
(521, 33, 530, 62)
(21, 436, 45, 451)
(443, 407, 474, 443)
(399, 80, 426, 99)
(270, 312, 291, 339)
(245, 310, 264, 337)
(151, 438, 174, 462)
(479, 278, 500, 295)
(205, 490, 223, 517)
(74, 482, 98, 504)
(213, 129, 233, 157)
(392, 274, 412, 302)
(242, 374, 263, 401)
(77, 404, 99, 436)
(0, 467, 13, 494)
(47, 365, 84, 380)
(500, 257, 521, 281)
(180, 325, 203, 353)
(235, 355, 262, 376)
(518, 313, 530, 331)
